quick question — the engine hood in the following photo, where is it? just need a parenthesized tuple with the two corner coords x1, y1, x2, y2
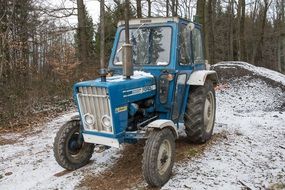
(74, 72, 156, 104)
(73, 72, 156, 138)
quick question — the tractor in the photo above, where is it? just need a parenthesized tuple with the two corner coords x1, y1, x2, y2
(53, 16, 218, 187)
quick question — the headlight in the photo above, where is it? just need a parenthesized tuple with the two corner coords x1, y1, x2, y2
(84, 113, 95, 126)
(101, 115, 112, 128)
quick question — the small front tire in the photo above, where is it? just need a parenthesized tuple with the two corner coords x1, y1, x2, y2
(142, 128, 175, 187)
(53, 120, 94, 170)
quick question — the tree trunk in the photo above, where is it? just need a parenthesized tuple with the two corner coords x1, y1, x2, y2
(166, 0, 169, 17)
(136, 0, 142, 18)
(77, 0, 88, 65)
(280, 0, 285, 41)
(0, 0, 8, 78)
(147, 0, 151, 17)
(228, 0, 234, 60)
(236, 0, 241, 60)
(207, 0, 215, 64)
(171, 0, 175, 16)
(239, 0, 246, 61)
(196, 0, 205, 30)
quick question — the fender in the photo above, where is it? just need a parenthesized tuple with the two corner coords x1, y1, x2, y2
(187, 70, 218, 86)
(146, 119, 178, 139)
(71, 114, 80, 121)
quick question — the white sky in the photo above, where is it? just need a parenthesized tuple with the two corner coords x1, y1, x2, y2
(48, 0, 101, 26)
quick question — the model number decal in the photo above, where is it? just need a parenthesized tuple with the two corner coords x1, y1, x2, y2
(123, 85, 156, 97)
(115, 106, 128, 113)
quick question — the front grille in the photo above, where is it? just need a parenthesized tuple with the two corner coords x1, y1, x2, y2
(77, 86, 113, 133)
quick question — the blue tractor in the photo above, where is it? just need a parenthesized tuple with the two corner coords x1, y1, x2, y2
(53, 17, 218, 187)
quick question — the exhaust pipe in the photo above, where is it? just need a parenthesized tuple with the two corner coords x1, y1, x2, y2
(99, 0, 107, 82)
(122, 0, 133, 79)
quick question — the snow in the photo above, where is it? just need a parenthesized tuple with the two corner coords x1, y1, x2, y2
(114, 61, 123, 65)
(106, 75, 125, 82)
(0, 112, 120, 190)
(1, 61, 284, 189)
(157, 62, 169, 66)
(106, 70, 153, 82)
(133, 70, 153, 78)
(215, 61, 285, 85)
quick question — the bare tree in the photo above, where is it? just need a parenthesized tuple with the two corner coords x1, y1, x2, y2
(76, 0, 88, 65)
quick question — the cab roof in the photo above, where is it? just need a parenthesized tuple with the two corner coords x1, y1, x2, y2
(117, 17, 191, 27)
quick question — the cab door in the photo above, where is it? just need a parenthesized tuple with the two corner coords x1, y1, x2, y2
(172, 24, 206, 122)
(171, 73, 188, 122)
(171, 24, 192, 122)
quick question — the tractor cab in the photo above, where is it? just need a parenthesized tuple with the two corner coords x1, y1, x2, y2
(110, 17, 206, 72)
(109, 17, 208, 123)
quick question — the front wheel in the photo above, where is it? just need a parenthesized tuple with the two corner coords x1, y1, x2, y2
(142, 128, 175, 187)
(53, 120, 94, 170)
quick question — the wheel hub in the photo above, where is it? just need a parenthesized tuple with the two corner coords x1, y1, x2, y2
(160, 150, 169, 164)
(204, 91, 215, 133)
(157, 139, 172, 175)
(68, 133, 83, 155)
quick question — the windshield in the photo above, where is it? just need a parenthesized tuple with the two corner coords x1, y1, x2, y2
(114, 27, 172, 66)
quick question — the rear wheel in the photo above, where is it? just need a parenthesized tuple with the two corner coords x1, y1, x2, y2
(142, 128, 175, 187)
(184, 80, 216, 143)
(53, 120, 94, 170)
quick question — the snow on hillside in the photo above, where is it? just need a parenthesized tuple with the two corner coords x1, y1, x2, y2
(215, 61, 285, 85)
(0, 61, 284, 190)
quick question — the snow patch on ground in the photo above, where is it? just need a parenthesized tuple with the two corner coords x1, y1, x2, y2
(0, 112, 120, 190)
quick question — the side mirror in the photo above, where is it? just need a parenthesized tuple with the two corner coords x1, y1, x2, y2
(186, 23, 195, 31)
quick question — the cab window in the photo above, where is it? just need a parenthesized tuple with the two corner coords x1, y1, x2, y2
(179, 25, 192, 65)
(192, 28, 204, 63)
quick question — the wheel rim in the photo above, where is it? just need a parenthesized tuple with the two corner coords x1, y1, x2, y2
(157, 139, 172, 175)
(204, 91, 215, 133)
(67, 132, 83, 157)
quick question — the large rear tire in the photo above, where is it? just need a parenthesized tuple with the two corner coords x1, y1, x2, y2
(53, 120, 94, 170)
(142, 128, 175, 187)
(184, 80, 216, 143)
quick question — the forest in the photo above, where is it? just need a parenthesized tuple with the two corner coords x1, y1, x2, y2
(0, 0, 284, 129)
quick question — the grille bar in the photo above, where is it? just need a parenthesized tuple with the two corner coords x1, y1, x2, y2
(77, 86, 113, 133)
